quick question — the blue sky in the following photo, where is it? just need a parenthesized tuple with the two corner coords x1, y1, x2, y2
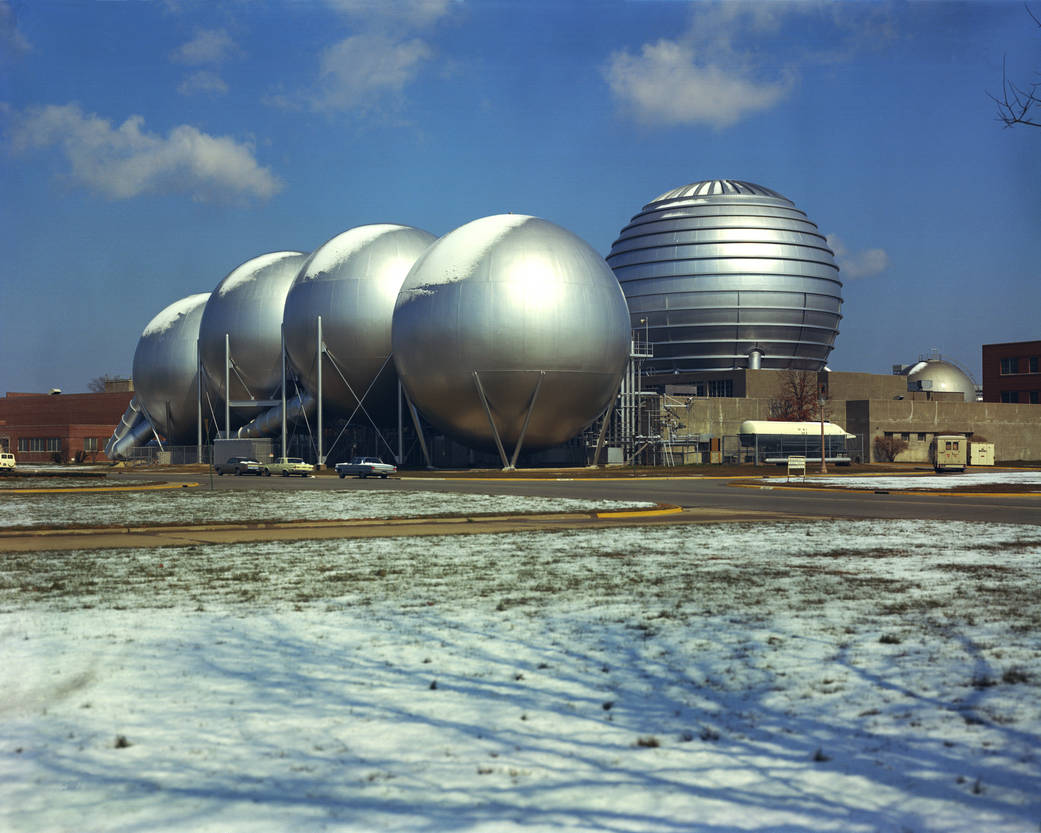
(1, 0, 1038, 394)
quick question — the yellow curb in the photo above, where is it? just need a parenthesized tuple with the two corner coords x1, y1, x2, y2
(2, 482, 201, 495)
(596, 505, 685, 519)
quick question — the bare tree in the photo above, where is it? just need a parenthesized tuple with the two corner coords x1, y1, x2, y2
(991, 5, 1041, 129)
(873, 435, 908, 462)
(87, 374, 118, 393)
(770, 369, 826, 422)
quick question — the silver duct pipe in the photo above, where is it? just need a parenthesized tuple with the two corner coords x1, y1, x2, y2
(236, 391, 316, 439)
(104, 397, 156, 461)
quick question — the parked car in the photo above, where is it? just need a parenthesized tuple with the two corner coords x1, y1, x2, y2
(215, 456, 263, 476)
(335, 456, 397, 479)
(262, 457, 315, 477)
(0, 451, 16, 472)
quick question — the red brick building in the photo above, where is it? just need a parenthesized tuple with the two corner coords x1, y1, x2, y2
(982, 340, 1041, 404)
(0, 390, 135, 463)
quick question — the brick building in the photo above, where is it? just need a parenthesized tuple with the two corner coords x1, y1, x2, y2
(982, 340, 1041, 404)
(0, 390, 135, 463)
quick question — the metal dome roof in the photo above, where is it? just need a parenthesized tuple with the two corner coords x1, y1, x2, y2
(649, 180, 788, 205)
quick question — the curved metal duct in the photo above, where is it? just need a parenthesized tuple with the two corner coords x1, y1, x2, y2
(105, 397, 155, 461)
(235, 391, 316, 439)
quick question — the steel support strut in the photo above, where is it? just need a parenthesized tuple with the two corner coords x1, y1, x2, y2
(473, 370, 510, 469)
(509, 371, 545, 470)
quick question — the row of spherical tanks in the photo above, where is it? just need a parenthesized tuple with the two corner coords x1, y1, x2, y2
(130, 216, 632, 456)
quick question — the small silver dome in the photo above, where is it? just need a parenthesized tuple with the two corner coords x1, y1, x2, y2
(906, 359, 976, 402)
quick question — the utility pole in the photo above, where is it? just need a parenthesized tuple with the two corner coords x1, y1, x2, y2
(819, 394, 828, 474)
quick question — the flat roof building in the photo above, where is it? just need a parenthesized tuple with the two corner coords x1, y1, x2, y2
(982, 340, 1041, 404)
(0, 391, 134, 463)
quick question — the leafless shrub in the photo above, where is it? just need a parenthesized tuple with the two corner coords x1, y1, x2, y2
(873, 435, 908, 462)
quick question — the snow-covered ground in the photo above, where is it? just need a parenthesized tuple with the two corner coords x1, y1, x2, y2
(0, 475, 123, 490)
(2, 520, 1040, 832)
(0, 489, 653, 530)
(765, 470, 1041, 491)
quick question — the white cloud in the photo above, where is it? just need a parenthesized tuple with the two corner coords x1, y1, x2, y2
(827, 235, 889, 280)
(178, 70, 229, 97)
(8, 104, 282, 202)
(171, 28, 238, 65)
(0, 0, 31, 58)
(276, 0, 454, 114)
(311, 33, 433, 112)
(602, 1, 885, 129)
(324, 0, 453, 28)
(604, 38, 793, 129)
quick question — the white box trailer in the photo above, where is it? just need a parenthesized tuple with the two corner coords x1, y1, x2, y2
(929, 435, 967, 473)
(969, 442, 995, 466)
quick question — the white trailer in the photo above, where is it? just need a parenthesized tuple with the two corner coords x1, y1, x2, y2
(930, 435, 967, 473)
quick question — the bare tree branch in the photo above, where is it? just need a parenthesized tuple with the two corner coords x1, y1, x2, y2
(990, 5, 1041, 129)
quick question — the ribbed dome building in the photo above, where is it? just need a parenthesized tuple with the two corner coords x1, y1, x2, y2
(607, 180, 842, 374)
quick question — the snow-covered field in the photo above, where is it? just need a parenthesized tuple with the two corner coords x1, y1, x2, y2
(0, 489, 653, 530)
(766, 470, 1041, 491)
(3, 520, 1040, 832)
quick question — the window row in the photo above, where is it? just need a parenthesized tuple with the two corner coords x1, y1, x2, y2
(999, 356, 1040, 375)
(17, 437, 62, 452)
(681, 380, 735, 398)
(1000, 391, 1041, 404)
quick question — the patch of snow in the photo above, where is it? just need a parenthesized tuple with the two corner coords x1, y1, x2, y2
(217, 251, 306, 297)
(0, 488, 653, 529)
(399, 214, 532, 298)
(767, 471, 1041, 490)
(140, 293, 210, 338)
(2, 519, 1039, 832)
(299, 225, 410, 282)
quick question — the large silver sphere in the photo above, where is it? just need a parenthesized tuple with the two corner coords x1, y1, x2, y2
(393, 215, 630, 451)
(284, 224, 436, 421)
(199, 251, 308, 421)
(607, 179, 842, 373)
(132, 292, 209, 443)
(907, 359, 975, 402)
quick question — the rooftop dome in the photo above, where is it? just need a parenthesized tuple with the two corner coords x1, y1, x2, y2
(608, 179, 843, 374)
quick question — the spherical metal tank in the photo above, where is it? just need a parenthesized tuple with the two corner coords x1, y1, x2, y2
(907, 359, 975, 402)
(392, 214, 631, 451)
(607, 179, 842, 373)
(199, 251, 308, 421)
(283, 224, 436, 421)
(132, 292, 209, 443)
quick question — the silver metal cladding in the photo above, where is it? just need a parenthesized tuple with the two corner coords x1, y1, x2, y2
(392, 214, 631, 452)
(131, 292, 210, 443)
(283, 224, 437, 422)
(198, 251, 308, 424)
(607, 179, 843, 373)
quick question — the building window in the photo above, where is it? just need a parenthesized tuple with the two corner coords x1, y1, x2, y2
(1030, 391, 1040, 404)
(1000, 357, 1019, 375)
(84, 437, 98, 452)
(916, 433, 926, 442)
(1031, 356, 1039, 373)
(17, 437, 62, 452)
(707, 380, 733, 397)
(900, 432, 910, 441)
(1001, 391, 1019, 403)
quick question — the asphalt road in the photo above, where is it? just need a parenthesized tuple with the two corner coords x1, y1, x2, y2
(113, 469, 1041, 526)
